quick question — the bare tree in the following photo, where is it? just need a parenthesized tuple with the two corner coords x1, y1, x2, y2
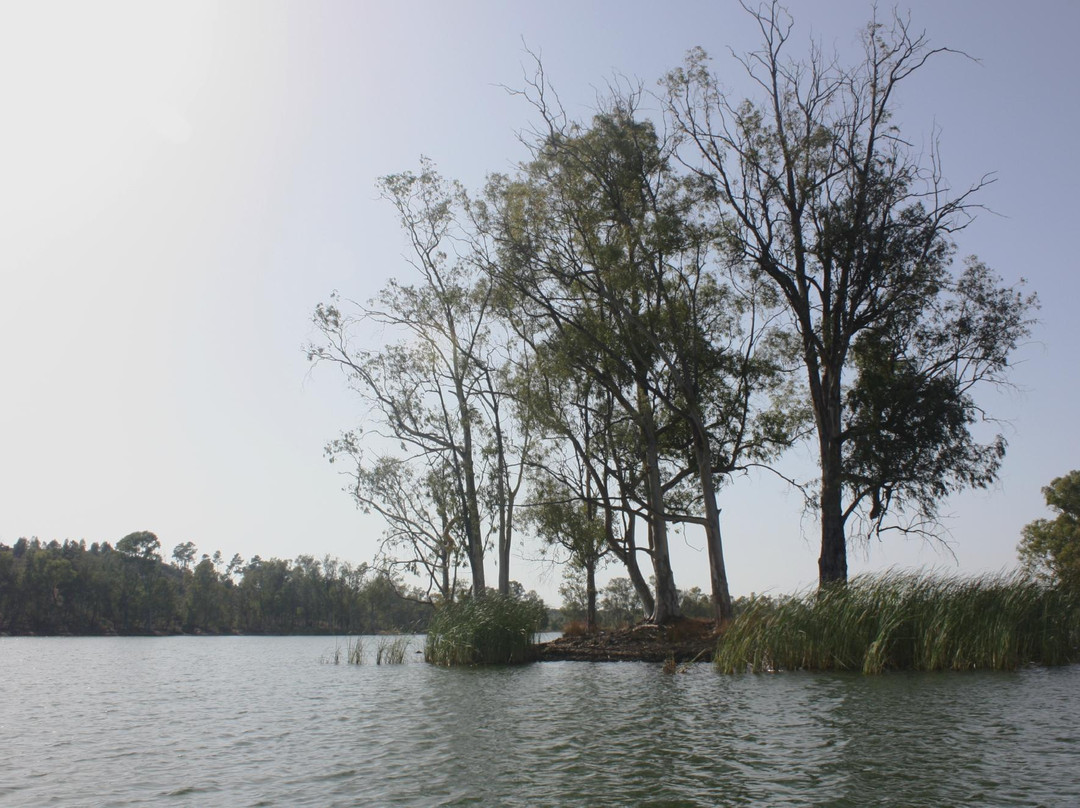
(666, 3, 1036, 584)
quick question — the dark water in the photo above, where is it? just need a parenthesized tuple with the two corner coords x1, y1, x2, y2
(1, 636, 1078, 807)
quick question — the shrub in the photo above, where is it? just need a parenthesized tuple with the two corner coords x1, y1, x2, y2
(714, 570, 1080, 674)
(425, 592, 545, 666)
(561, 620, 591, 637)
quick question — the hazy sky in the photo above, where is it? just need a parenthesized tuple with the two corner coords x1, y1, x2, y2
(2, 0, 1077, 604)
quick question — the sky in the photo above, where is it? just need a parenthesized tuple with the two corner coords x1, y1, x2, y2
(1, 0, 1077, 605)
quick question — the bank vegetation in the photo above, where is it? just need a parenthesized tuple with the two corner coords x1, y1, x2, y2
(0, 533, 433, 636)
(714, 571, 1080, 673)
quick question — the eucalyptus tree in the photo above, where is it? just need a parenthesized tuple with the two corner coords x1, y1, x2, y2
(527, 472, 607, 632)
(519, 335, 672, 625)
(312, 162, 538, 598)
(311, 164, 491, 596)
(483, 110, 684, 621)
(474, 336, 536, 596)
(326, 433, 465, 602)
(483, 87, 794, 622)
(665, 4, 1036, 584)
(486, 88, 781, 617)
(518, 339, 656, 619)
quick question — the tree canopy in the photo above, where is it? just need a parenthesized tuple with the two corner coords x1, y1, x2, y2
(664, 3, 1036, 584)
(0, 537, 437, 636)
(1019, 471, 1080, 590)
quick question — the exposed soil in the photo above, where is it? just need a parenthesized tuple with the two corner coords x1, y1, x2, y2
(534, 618, 718, 663)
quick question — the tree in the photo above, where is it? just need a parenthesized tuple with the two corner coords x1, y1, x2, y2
(326, 441, 465, 603)
(485, 106, 686, 621)
(515, 324, 657, 620)
(665, 3, 1036, 585)
(558, 567, 588, 624)
(600, 577, 644, 627)
(485, 85, 795, 622)
(1018, 471, 1080, 590)
(117, 531, 163, 632)
(311, 161, 533, 599)
(117, 531, 161, 563)
(678, 586, 714, 620)
(527, 472, 607, 632)
(172, 541, 197, 571)
(186, 556, 226, 631)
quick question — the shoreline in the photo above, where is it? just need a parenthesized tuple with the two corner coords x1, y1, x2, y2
(534, 621, 717, 663)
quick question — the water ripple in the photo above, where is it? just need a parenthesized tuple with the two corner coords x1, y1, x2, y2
(2, 637, 1079, 806)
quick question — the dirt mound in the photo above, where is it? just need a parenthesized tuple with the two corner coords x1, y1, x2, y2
(535, 618, 717, 663)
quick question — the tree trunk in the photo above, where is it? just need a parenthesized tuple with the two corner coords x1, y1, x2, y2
(440, 543, 450, 603)
(498, 531, 511, 595)
(692, 424, 733, 622)
(647, 517, 681, 624)
(640, 428, 681, 624)
(456, 384, 486, 597)
(637, 382, 681, 624)
(492, 396, 512, 596)
(606, 510, 655, 618)
(585, 555, 598, 633)
(498, 487, 515, 597)
(818, 431, 847, 585)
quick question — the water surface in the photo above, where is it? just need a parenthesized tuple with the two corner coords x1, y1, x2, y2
(1, 636, 1077, 806)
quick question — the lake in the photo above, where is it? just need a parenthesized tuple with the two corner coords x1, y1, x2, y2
(2, 636, 1078, 806)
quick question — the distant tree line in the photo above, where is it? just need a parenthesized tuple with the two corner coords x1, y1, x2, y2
(0, 532, 435, 636)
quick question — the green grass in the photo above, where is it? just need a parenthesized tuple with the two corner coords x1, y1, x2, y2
(425, 593, 545, 666)
(714, 570, 1080, 674)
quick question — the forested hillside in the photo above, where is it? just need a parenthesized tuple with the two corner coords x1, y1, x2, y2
(0, 533, 434, 635)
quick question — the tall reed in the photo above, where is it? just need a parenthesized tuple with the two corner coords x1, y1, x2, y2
(425, 593, 544, 666)
(714, 570, 1080, 674)
(376, 636, 410, 665)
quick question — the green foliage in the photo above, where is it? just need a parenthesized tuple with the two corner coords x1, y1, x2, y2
(528, 476, 607, 585)
(116, 531, 161, 562)
(425, 592, 545, 666)
(714, 571, 1080, 674)
(666, 11, 1037, 586)
(1019, 471, 1080, 590)
(310, 158, 535, 600)
(557, 571, 587, 624)
(678, 587, 714, 620)
(171, 541, 197, 570)
(0, 538, 433, 636)
(600, 577, 645, 628)
(843, 260, 1029, 535)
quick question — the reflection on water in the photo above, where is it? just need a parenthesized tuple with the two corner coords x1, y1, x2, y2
(1, 636, 1077, 806)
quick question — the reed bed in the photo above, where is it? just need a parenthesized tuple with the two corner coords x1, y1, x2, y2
(714, 571, 1080, 674)
(425, 593, 545, 666)
(321, 636, 365, 664)
(376, 636, 410, 665)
